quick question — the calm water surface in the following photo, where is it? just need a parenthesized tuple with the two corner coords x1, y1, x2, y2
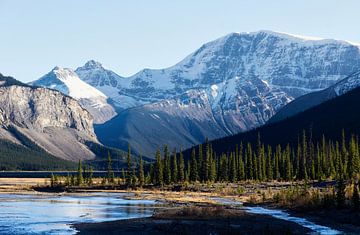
(0, 192, 157, 235)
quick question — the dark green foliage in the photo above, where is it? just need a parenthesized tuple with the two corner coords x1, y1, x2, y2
(189, 148, 198, 182)
(178, 151, 185, 183)
(143, 129, 360, 186)
(138, 156, 144, 187)
(0, 128, 76, 171)
(189, 86, 360, 159)
(229, 153, 237, 182)
(171, 149, 178, 183)
(154, 149, 163, 186)
(163, 146, 171, 185)
(126, 144, 132, 186)
(121, 168, 126, 185)
(85, 141, 130, 170)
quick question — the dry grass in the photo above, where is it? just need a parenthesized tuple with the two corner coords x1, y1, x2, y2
(154, 205, 245, 219)
(0, 178, 46, 192)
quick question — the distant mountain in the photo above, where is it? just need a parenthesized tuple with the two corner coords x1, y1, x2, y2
(0, 74, 134, 169)
(95, 77, 290, 157)
(31, 67, 116, 124)
(184, 86, 360, 157)
(0, 73, 29, 87)
(0, 73, 100, 161)
(86, 31, 360, 157)
(269, 70, 360, 123)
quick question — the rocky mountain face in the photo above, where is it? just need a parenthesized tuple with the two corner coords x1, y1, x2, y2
(82, 31, 360, 157)
(78, 31, 360, 106)
(268, 70, 360, 123)
(95, 76, 291, 156)
(0, 74, 99, 161)
(31, 67, 117, 124)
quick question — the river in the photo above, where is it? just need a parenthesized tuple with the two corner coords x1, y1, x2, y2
(0, 193, 344, 235)
(0, 193, 157, 234)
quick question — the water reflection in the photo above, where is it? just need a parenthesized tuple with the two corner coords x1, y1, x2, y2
(0, 193, 157, 235)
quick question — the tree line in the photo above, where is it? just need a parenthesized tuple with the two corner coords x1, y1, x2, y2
(146, 130, 360, 185)
(50, 130, 360, 189)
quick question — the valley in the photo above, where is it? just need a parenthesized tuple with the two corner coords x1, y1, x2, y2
(1, 12, 360, 234)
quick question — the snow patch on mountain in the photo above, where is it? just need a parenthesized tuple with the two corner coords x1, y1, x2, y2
(31, 67, 116, 124)
(334, 71, 360, 95)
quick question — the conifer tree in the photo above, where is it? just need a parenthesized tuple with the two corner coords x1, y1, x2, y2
(341, 130, 349, 177)
(219, 154, 228, 181)
(301, 131, 308, 181)
(201, 139, 210, 182)
(149, 164, 154, 184)
(163, 146, 171, 185)
(349, 135, 360, 178)
(126, 144, 132, 186)
(229, 152, 237, 182)
(285, 145, 292, 181)
(266, 146, 273, 181)
(131, 167, 137, 187)
(154, 149, 163, 186)
(197, 144, 203, 181)
(209, 154, 217, 182)
(246, 143, 253, 180)
(178, 150, 185, 183)
(171, 149, 178, 183)
(274, 145, 281, 180)
(190, 148, 198, 182)
(256, 134, 263, 181)
(238, 148, 245, 181)
(138, 156, 144, 187)
(121, 168, 126, 185)
(237, 143, 244, 180)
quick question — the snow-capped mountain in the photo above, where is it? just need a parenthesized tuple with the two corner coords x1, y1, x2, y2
(31, 67, 117, 124)
(269, 70, 360, 123)
(81, 31, 360, 156)
(75, 60, 143, 109)
(77, 31, 360, 111)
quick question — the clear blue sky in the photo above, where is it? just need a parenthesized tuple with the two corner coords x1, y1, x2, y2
(1, 0, 360, 82)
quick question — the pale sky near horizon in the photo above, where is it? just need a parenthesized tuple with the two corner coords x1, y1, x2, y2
(1, 0, 360, 82)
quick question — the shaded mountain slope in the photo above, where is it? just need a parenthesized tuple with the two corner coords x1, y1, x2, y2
(184, 86, 360, 156)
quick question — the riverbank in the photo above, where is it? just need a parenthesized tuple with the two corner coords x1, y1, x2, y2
(72, 205, 311, 235)
(1, 178, 358, 234)
(247, 201, 360, 234)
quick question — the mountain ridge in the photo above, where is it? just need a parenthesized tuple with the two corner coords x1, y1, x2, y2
(84, 30, 360, 156)
(31, 67, 117, 124)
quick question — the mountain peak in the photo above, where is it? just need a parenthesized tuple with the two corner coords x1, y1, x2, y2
(83, 60, 103, 70)
(52, 66, 61, 71)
